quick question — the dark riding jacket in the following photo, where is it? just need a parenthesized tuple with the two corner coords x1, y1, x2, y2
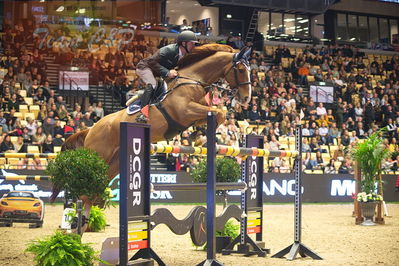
(137, 43, 179, 78)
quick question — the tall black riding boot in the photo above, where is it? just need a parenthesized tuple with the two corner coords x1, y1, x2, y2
(136, 84, 154, 123)
(140, 84, 154, 109)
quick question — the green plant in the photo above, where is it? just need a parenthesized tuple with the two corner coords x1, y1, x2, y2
(87, 206, 107, 232)
(216, 220, 239, 238)
(191, 157, 241, 184)
(46, 148, 110, 203)
(25, 230, 105, 266)
(195, 220, 239, 249)
(191, 157, 241, 207)
(351, 129, 390, 201)
(66, 205, 107, 232)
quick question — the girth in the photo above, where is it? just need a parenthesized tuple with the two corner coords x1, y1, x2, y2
(155, 102, 188, 140)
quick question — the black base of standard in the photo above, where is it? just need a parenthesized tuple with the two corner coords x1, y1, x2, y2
(196, 259, 224, 266)
(272, 242, 322, 260)
(221, 234, 269, 257)
(129, 248, 165, 266)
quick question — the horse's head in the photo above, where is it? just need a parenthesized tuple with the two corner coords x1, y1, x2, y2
(225, 47, 252, 104)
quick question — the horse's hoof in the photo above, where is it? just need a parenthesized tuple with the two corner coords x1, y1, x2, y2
(136, 114, 148, 123)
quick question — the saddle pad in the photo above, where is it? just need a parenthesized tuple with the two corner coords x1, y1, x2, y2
(126, 81, 168, 115)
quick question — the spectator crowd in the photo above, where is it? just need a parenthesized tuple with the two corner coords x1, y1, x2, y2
(1, 18, 399, 174)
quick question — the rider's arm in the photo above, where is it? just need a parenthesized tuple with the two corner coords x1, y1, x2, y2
(145, 50, 173, 78)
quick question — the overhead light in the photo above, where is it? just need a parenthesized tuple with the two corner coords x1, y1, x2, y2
(40, 0, 45, 2)
(350, 37, 356, 41)
(296, 17, 303, 20)
(76, 8, 86, 14)
(337, 37, 341, 40)
(284, 18, 295, 22)
(56, 6, 64, 12)
(226, 14, 232, 19)
(101, 0, 105, 2)
(299, 19, 309, 23)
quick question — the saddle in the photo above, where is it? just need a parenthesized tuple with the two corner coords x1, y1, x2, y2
(127, 80, 168, 115)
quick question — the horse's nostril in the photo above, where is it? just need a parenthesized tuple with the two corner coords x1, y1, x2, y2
(244, 96, 249, 102)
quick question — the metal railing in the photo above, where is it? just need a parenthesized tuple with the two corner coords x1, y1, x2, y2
(61, 72, 87, 109)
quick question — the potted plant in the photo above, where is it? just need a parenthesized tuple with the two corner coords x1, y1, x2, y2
(46, 148, 111, 233)
(191, 157, 241, 208)
(191, 157, 241, 251)
(351, 130, 390, 226)
(215, 220, 239, 253)
(25, 230, 105, 266)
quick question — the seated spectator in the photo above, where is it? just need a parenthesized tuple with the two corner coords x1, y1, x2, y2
(81, 112, 94, 127)
(341, 130, 351, 146)
(64, 119, 76, 135)
(248, 104, 261, 123)
(303, 152, 317, 170)
(0, 111, 9, 133)
(269, 135, 280, 151)
(297, 63, 309, 86)
(37, 105, 48, 121)
(31, 126, 46, 145)
(314, 151, 324, 170)
(15, 136, 27, 153)
(7, 93, 20, 112)
(0, 134, 15, 152)
(324, 159, 337, 174)
(302, 138, 311, 153)
(42, 134, 54, 153)
(338, 159, 353, 174)
(53, 134, 64, 147)
(316, 103, 327, 117)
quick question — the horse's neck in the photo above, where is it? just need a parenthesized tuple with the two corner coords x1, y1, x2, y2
(179, 53, 231, 84)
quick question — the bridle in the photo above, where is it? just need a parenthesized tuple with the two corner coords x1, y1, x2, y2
(171, 57, 251, 95)
(223, 59, 252, 94)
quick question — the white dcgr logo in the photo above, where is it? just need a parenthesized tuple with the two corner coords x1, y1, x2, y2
(330, 180, 355, 196)
(248, 157, 258, 200)
(131, 138, 142, 206)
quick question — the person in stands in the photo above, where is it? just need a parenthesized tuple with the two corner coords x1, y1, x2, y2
(135, 30, 199, 122)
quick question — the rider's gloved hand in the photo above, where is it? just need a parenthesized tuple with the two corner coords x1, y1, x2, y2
(168, 69, 178, 78)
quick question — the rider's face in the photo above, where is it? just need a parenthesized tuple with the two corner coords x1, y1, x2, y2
(183, 41, 195, 53)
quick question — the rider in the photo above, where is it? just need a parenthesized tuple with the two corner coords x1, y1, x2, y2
(135, 30, 199, 122)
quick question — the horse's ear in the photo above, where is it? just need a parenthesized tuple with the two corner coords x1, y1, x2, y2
(233, 47, 247, 62)
(243, 47, 252, 60)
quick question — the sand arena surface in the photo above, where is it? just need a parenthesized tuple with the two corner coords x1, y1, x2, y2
(0, 203, 398, 266)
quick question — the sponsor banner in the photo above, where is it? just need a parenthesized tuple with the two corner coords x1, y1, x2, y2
(1, 170, 398, 203)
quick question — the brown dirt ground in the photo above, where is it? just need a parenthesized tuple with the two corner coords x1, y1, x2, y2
(0, 203, 398, 266)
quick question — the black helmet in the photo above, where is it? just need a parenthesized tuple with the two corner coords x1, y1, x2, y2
(177, 30, 198, 44)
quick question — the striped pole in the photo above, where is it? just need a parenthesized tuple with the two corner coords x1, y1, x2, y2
(0, 153, 57, 159)
(150, 144, 298, 158)
(0, 175, 52, 181)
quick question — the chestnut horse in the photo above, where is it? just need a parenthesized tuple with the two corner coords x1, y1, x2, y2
(57, 44, 252, 225)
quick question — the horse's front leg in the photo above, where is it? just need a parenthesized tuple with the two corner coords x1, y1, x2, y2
(186, 102, 226, 127)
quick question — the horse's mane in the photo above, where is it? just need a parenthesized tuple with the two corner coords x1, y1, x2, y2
(177, 44, 235, 69)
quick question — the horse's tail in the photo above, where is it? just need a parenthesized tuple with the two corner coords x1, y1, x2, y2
(50, 129, 90, 203)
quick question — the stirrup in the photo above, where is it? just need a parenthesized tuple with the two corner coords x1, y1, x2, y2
(136, 114, 148, 123)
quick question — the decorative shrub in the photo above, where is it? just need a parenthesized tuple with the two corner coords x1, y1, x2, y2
(25, 231, 103, 266)
(191, 157, 241, 184)
(46, 148, 110, 202)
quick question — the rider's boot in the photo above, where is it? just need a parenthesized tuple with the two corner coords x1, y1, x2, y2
(136, 84, 153, 123)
